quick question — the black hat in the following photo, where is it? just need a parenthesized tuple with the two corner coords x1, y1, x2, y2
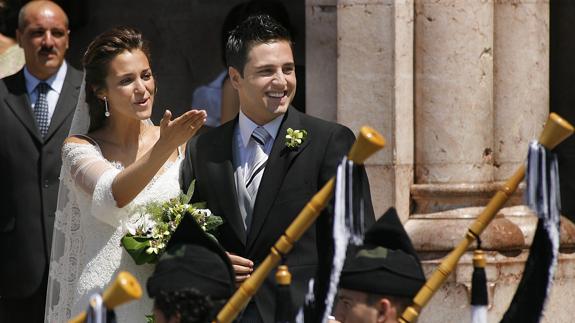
(146, 213, 235, 300)
(339, 208, 426, 298)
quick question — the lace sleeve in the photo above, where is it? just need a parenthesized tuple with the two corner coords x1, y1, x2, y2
(62, 142, 124, 228)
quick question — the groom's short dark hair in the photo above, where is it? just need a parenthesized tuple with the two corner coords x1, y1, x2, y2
(225, 14, 292, 76)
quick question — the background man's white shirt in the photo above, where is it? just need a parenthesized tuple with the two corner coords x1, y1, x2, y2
(24, 61, 68, 121)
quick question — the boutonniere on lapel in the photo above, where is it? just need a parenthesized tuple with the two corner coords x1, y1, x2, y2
(285, 128, 308, 149)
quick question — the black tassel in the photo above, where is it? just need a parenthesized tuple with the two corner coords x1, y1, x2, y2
(275, 265, 295, 323)
(500, 142, 560, 323)
(471, 248, 488, 323)
(471, 249, 488, 306)
(499, 222, 555, 323)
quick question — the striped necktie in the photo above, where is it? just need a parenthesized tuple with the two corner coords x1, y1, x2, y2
(246, 126, 271, 199)
(34, 82, 50, 137)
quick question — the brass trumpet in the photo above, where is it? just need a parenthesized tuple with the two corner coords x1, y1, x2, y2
(69, 271, 142, 323)
(215, 126, 386, 323)
(399, 113, 575, 323)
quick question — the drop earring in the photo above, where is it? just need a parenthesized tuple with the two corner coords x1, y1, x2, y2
(104, 97, 110, 117)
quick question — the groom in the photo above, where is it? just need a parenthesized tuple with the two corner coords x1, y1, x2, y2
(181, 14, 375, 322)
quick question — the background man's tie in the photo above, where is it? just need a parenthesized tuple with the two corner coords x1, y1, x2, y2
(246, 126, 271, 199)
(34, 82, 50, 137)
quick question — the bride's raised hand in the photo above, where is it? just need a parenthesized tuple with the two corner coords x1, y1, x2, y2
(108, 109, 206, 208)
(158, 109, 207, 148)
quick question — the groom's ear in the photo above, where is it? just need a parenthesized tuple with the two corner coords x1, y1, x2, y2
(228, 66, 242, 90)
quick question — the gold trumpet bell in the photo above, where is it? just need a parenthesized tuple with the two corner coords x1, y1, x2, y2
(539, 112, 575, 150)
(102, 271, 142, 309)
(68, 271, 142, 323)
(348, 126, 385, 163)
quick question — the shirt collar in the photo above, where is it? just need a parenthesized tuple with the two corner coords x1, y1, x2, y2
(238, 110, 284, 148)
(24, 61, 68, 95)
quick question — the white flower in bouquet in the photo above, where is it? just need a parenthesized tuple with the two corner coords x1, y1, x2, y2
(123, 213, 156, 237)
(121, 181, 223, 265)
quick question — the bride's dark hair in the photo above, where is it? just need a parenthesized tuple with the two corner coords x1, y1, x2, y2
(82, 26, 152, 132)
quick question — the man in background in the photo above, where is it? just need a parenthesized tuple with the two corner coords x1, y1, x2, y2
(0, 1, 82, 321)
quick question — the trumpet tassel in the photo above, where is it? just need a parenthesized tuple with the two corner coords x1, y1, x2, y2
(399, 113, 574, 323)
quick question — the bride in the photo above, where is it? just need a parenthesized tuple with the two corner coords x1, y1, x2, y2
(45, 27, 206, 322)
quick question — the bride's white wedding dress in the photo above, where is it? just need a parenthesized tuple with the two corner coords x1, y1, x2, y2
(45, 138, 182, 323)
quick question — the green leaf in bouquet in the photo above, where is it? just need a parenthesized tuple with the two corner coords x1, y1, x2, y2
(191, 201, 207, 209)
(121, 235, 157, 265)
(204, 214, 224, 232)
(144, 202, 164, 220)
(183, 180, 196, 205)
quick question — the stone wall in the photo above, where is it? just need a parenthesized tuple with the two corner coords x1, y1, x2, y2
(308, 0, 575, 321)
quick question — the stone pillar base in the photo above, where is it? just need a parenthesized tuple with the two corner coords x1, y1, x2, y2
(405, 206, 575, 322)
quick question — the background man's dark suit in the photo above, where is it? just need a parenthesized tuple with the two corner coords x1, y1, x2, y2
(0, 67, 82, 303)
(181, 107, 375, 322)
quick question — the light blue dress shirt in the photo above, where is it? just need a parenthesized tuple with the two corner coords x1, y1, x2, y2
(24, 61, 68, 122)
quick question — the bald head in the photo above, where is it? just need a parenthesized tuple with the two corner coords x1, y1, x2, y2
(16, 0, 69, 80)
(18, 1, 68, 30)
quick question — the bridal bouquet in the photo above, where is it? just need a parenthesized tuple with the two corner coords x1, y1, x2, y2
(121, 181, 223, 265)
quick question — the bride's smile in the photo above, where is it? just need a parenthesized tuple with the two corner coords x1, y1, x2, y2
(100, 48, 156, 121)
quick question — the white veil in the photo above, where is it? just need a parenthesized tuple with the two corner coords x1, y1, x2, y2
(44, 76, 154, 322)
(45, 75, 90, 322)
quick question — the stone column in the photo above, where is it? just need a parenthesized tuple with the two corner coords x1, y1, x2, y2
(493, 1, 550, 179)
(409, 0, 549, 213)
(306, 0, 414, 218)
(405, 1, 575, 322)
(306, 0, 338, 122)
(307, 1, 574, 319)
(337, 0, 397, 217)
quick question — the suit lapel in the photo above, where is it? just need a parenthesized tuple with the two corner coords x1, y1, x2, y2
(45, 68, 81, 141)
(207, 120, 247, 245)
(247, 108, 310, 250)
(3, 71, 42, 142)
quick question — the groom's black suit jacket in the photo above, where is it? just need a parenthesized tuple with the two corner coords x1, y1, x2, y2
(181, 107, 375, 322)
(0, 66, 82, 299)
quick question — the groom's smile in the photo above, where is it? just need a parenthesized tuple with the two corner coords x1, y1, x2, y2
(230, 40, 296, 126)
